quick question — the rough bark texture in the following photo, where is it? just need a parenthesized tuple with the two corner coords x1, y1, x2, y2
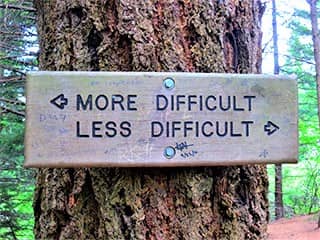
(33, 0, 268, 239)
(274, 164, 283, 219)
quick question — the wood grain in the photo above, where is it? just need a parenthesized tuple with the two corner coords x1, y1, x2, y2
(24, 72, 298, 167)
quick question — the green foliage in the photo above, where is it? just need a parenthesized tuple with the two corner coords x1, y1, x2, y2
(0, 115, 34, 240)
(268, 6, 320, 219)
(0, 1, 36, 239)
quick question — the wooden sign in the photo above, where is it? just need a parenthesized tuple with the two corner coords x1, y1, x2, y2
(24, 72, 298, 167)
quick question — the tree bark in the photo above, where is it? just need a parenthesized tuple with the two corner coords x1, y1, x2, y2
(274, 164, 284, 219)
(308, 0, 320, 128)
(272, 0, 284, 220)
(308, 0, 320, 228)
(33, 0, 268, 239)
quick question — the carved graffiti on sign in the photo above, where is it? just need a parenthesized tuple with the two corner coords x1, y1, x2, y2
(24, 72, 298, 167)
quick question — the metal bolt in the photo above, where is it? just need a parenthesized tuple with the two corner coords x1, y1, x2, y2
(164, 146, 176, 159)
(163, 78, 175, 90)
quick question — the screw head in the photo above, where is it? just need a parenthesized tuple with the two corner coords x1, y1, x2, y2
(164, 146, 176, 159)
(163, 78, 175, 90)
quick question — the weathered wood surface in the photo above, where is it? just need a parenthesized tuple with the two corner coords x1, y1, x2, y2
(24, 71, 298, 167)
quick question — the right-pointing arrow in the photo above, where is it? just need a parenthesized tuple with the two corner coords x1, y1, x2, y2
(264, 121, 280, 136)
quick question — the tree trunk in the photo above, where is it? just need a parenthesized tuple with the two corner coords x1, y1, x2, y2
(308, 0, 320, 128)
(33, 0, 268, 239)
(308, 0, 320, 228)
(272, 0, 284, 220)
(274, 164, 284, 219)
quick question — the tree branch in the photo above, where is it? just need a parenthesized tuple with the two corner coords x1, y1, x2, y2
(0, 55, 34, 60)
(262, 36, 273, 54)
(0, 76, 24, 83)
(0, 4, 36, 12)
(0, 106, 25, 117)
(0, 98, 25, 106)
(0, 42, 25, 52)
(0, 30, 37, 37)
(283, 54, 315, 65)
(0, 64, 26, 75)
(2, 58, 38, 68)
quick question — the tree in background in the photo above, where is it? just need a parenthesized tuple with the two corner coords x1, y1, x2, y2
(281, 5, 320, 216)
(272, 0, 284, 220)
(306, 0, 320, 228)
(308, 0, 320, 126)
(32, 0, 268, 239)
(0, 1, 36, 239)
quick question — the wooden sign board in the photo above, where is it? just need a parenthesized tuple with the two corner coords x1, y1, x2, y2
(24, 72, 298, 167)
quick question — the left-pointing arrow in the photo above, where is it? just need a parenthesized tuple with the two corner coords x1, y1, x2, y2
(50, 94, 68, 110)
